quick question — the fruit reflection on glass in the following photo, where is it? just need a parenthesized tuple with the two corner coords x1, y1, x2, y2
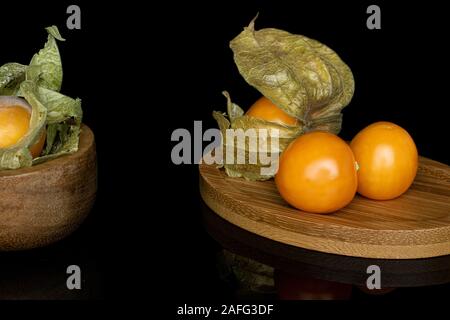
(275, 270, 352, 300)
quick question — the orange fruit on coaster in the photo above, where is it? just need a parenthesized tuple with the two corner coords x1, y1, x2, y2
(350, 121, 418, 200)
(275, 131, 358, 214)
(246, 96, 299, 126)
(0, 96, 46, 158)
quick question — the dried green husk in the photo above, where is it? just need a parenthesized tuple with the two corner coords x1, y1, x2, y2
(213, 91, 301, 181)
(213, 18, 354, 180)
(0, 63, 27, 96)
(0, 26, 82, 170)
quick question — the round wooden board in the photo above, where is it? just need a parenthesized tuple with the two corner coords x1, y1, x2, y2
(199, 157, 450, 259)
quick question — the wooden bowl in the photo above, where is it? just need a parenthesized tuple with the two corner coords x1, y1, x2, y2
(0, 124, 96, 251)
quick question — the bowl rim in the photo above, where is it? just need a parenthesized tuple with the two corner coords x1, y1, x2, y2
(0, 123, 94, 178)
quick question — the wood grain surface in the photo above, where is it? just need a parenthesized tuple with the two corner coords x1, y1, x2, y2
(0, 124, 97, 251)
(199, 157, 450, 259)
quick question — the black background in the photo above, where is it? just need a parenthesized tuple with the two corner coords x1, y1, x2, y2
(1, 0, 449, 307)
